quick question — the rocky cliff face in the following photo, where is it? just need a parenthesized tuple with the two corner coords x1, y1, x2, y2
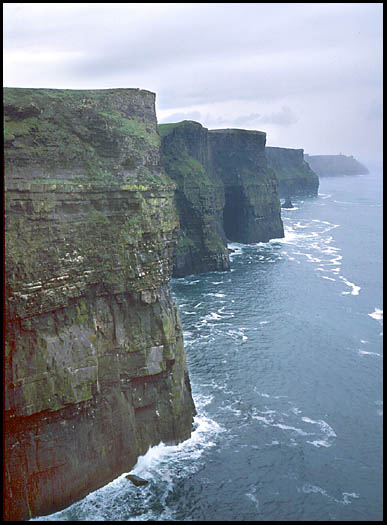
(304, 154, 369, 176)
(159, 121, 230, 277)
(210, 129, 284, 243)
(159, 123, 284, 276)
(4, 88, 196, 521)
(266, 147, 319, 198)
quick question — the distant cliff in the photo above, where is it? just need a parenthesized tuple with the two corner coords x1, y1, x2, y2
(304, 154, 369, 176)
(159, 121, 230, 277)
(159, 122, 284, 276)
(4, 88, 196, 521)
(209, 129, 284, 243)
(266, 147, 319, 198)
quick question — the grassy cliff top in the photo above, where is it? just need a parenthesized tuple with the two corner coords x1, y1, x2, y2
(209, 128, 266, 136)
(158, 120, 203, 137)
(4, 87, 168, 188)
(3, 86, 154, 102)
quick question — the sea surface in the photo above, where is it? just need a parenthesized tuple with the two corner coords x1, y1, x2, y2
(33, 171, 383, 521)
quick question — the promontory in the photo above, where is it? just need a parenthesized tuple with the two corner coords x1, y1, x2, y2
(4, 88, 196, 521)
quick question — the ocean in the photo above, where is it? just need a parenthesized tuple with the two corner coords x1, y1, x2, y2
(32, 171, 383, 521)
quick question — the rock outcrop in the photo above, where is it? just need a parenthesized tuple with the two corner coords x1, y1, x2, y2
(281, 197, 294, 209)
(304, 154, 369, 176)
(4, 88, 196, 521)
(159, 122, 284, 276)
(266, 147, 319, 198)
(159, 121, 230, 277)
(209, 129, 284, 244)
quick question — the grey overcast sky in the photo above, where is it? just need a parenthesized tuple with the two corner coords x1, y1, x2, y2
(3, 3, 383, 167)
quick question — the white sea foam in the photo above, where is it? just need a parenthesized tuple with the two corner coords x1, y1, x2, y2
(226, 328, 248, 342)
(293, 251, 321, 263)
(228, 243, 244, 259)
(302, 417, 336, 447)
(300, 484, 359, 505)
(333, 200, 354, 205)
(131, 409, 224, 481)
(330, 267, 341, 275)
(251, 414, 272, 425)
(272, 423, 310, 436)
(339, 275, 361, 295)
(368, 308, 383, 321)
(301, 483, 330, 497)
(245, 487, 260, 510)
(358, 350, 381, 357)
(206, 311, 222, 320)
(318, 193, 332, 199)
(341, 492, 360, 504)
(179, 279, 201, 285)
(307, 439, 332, 448)
(322, 275, 336, 281)
(329, 253, 343, 266)
(254, 390, 288, 399)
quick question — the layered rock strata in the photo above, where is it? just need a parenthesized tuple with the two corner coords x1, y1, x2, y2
(4, 88, 196, 521)
(159, 121, 230, 277)
(266, 147, 319, 198)
(159, 122, 284, 276)
(304, 153, 369, 176)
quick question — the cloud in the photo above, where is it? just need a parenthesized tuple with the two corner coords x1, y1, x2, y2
(170, 106, 299, 129)
(3, 3, 383, 163)
(159, 110, 202, 124)
(256, 106, 299, 126)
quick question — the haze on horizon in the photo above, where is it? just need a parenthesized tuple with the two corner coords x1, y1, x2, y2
(3, 3, 383, 169)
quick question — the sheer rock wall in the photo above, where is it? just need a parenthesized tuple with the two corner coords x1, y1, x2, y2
(4, 88, 196, 521)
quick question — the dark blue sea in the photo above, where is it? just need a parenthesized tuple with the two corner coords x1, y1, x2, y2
(33, 171, 383, 521)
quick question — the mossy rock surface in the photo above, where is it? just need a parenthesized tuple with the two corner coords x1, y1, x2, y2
(159, 121, 230, 277)
(4, 87, 164, 188)
(4, 88, 195, 521)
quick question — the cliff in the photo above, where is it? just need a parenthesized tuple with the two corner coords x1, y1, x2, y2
(266, 147, 319, 198)
(209, 129, 284, 244)
(159, 121, 230, 277)
(304, 154, 369, 177)
(159, 122, 284, 276)
(4, 88, 196, 521)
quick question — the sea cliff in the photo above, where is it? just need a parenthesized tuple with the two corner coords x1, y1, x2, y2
(266, 146, 319, 198)
(159, 121, 230, 277)
(4, 88, 196, 521)
(209, 129, 284, 244)
(159, 122, 284, 276)
(304, 154, 369, 176)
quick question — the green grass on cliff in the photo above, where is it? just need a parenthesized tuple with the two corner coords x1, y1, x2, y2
(158, 121, 201, 138)
(4, 87, 164, 187)
(163, 151, 214, 188)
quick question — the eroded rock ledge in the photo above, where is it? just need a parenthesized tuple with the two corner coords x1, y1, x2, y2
(4, 88, 196, 521)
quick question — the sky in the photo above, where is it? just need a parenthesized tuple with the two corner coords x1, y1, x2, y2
(3, 3, 383, 167)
